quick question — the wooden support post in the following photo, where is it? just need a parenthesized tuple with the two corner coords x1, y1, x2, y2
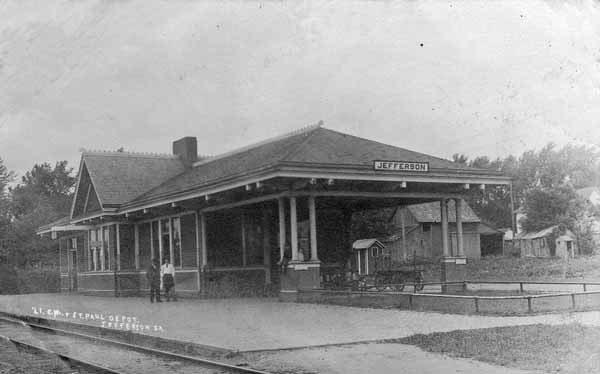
(400, 209, 407, 261)
(195, 212, 200, 269)
(263, 208, 272, 285)
(278, 197, 286, 263)
(195, 211, 201, 291)
(116, 223, 121, 271)
(441, 199, 449, 257)
(200, 213, 207, 268)
(290, 197, 299, 261)
(158, 220, 163, 263)
(455, 198, 464, 257)
(134, 224, 140, 270)
(168, 219, 174, 265)
(59, 238, 63, 274)
(308, 196, 319, 262)
(150, 222, 154, 260)
(241, 212, 247, 267)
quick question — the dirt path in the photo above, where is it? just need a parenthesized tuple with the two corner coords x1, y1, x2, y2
(240, 342, 542, 374)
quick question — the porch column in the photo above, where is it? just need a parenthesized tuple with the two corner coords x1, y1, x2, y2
(241, 212, 247, 266)
(116, 223, 121, 271)
(455, 198, 465, 257)
(440, 198, 449, 257)
(308, 196, 319, 262)
(150, 223, 154, 260)
(290, 197, 299, 261)
(134, 224, 140, 270)
(168, 219, 174, 265)
(200, 213, 208, 268)
(195, 211, 201, 291)
(158, 221, 163, 263)
(278, 197, 286, 263)
(262, 208, 272, 284)
(400, 209, 407, 261)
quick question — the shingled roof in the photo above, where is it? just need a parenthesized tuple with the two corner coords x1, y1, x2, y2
(80, 151, 185, 207)
(130, 126, 489, 206)
(406, 200, 480, 223)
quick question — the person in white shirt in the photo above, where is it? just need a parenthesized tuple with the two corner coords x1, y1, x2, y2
(160, 258, 177, 301)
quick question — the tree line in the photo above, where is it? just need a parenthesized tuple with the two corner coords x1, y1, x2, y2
(0, 159, 75, 268)
(454, 143, 600, 253)
(1, 141, 599, 271)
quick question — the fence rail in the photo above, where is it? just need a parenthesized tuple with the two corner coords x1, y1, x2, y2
(300, 279, 600, 314)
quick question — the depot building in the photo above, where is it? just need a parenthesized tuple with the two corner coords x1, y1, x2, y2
(37, 124, 510, 298)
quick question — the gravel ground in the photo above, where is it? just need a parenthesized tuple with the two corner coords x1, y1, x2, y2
(239, 343, 542, 374)
(0, 339, 74, 374)
(2, 294, 600, 351)
(0, 320, 234, 374)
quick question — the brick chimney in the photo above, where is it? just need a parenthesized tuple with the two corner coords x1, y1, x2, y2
(173, 136, 197, 168)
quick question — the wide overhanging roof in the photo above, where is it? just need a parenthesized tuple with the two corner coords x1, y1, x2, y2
(60, 124, 510, 224)
(36, 216, 92, 237)
(117, 125, 509, 212)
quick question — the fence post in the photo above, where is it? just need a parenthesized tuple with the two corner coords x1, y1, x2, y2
(571, 293, 576, 309)
(584, 283, 587, 292)
(527, 297, 532, 313)
(520, 282, 524, 293)
(474, 297, 479, 313)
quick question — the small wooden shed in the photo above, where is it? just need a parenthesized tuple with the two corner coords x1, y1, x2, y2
(352, 239, 388, 275)
(514, 225, 577, 259)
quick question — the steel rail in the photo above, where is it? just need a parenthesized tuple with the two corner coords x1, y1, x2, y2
(0, 316, 272, 374)
(0, 333, 124, 374)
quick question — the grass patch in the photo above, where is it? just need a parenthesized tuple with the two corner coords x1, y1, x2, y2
(397, 324, 600, 373)
(420, 255, 600, 282)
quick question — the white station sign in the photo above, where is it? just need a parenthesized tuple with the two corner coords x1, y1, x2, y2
(373, 160, 429, 172)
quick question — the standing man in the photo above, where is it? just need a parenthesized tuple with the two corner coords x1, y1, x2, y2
(146, 258, 162, 303)
(161, 258, 177, 302)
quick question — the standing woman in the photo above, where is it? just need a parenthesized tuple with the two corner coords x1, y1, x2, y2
(161, 258, 177, 301)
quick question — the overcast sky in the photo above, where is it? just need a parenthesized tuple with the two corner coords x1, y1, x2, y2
(1, 0, 600, 180)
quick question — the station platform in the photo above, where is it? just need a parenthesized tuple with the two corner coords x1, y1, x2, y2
(1, 293, 599, 352)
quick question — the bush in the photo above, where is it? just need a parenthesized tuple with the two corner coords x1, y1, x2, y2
(0, 264, 19, 294)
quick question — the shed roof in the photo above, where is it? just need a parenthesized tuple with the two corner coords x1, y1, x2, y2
(352, 239, 385, 250)
(515, 225, 575, 240)
(479, 222, 504, 235)
(405, 200, 480, 223)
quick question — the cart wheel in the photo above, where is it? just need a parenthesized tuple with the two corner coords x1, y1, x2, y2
(414, 274, 425, 292)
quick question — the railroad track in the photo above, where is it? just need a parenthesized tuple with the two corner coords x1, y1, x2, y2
(0, 333, 121, 373)
(0, 315, 272, 374)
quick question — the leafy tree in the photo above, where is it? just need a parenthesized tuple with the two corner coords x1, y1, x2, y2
(350, 209, 395, 242)
(452, 153, 469, 165)
(458, 143, 600, 231)
(0, 157, 15, 259)
(520, 186, 577, 232)
(7, 161, 76, 267)
(10, 161, 75, 219)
